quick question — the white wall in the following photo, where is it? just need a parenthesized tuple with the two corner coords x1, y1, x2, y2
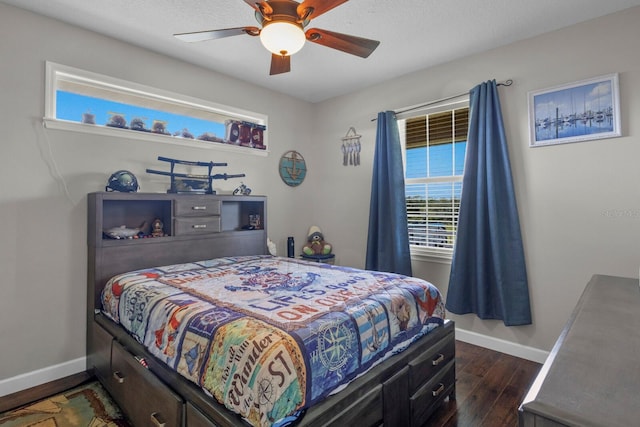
(310, 7, 640, 355)
(2, 2, 640, 392)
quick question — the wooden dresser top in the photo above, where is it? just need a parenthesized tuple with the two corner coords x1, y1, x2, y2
(520, 274, 640, 426)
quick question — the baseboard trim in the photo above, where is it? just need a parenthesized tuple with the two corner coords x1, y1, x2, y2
(455, 328, 549, 364)
(0, 357, 86, 397)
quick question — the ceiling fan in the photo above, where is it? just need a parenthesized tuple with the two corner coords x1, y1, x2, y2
(174, 0, 380, 75)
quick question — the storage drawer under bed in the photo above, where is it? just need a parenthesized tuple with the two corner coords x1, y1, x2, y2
(186, 402, 221, 427)
(407, 328, 455, 394)
(110, 340, 183, 427)
(410, 359, 455, 426)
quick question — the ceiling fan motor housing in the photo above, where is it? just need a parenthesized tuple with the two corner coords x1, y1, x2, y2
(257, 1, 307, 56)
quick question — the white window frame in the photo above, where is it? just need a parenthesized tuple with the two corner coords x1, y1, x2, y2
(44, 61, 269, 156)
(398, 98, 469, 263)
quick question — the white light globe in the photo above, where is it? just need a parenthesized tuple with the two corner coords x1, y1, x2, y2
(260, 21, 305, 56)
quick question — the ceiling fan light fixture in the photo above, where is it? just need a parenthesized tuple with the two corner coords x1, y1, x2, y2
(260, 21, 305, 56)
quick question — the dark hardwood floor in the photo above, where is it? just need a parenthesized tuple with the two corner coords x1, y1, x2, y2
(427, 340, 541, 427)
(1, 341, 541, 427)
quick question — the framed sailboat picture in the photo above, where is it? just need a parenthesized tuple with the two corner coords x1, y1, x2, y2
(528, 73, 621, 147)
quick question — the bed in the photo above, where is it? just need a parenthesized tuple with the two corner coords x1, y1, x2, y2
(87, 192, 456, 427)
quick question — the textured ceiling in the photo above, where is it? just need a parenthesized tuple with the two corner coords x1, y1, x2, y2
(3, 0, 640, 103)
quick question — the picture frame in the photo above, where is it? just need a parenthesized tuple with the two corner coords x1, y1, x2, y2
(528, 73, 621, 147)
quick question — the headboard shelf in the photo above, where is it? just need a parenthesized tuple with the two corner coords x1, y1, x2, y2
(89, 192, 266, 246)
(102, 198, 172, 236)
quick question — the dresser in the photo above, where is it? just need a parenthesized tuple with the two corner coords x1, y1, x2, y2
(519, 274, 640, 427)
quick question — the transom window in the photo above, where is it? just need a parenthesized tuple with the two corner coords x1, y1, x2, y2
(399, 100, 469, 259)
(44, 62, 268, 155)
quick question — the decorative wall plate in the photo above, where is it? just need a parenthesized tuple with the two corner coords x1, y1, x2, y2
(279, 150, 307, 187)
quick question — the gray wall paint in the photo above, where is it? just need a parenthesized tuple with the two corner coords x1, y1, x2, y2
(1, 2, 639, 384)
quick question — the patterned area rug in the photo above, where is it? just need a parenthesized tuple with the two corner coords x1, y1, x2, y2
(0, 381, 131, 427)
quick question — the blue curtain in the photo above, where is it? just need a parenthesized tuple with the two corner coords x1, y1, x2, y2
(365, 111, 412, 276)
(446, 81, 532, 326)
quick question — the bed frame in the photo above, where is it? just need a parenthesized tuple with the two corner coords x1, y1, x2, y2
(87, 192, 455, 427)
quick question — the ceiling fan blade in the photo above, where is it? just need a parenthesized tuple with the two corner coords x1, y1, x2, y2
(243, 0, 272, 13)
(297, 0, 348, 20)
(270, 54, 291, 75)
(174, 27, 259, 42)
(306, 28, 380, 58)
(243, 0, 273, 18)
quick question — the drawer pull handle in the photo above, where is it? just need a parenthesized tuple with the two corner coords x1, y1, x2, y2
(112, 371, 125, 384)
(432, 353, 445, 366)
(432, 383, 445, 397)
(192, 224, 207, 229)
(150, 412, 166, 427)
(191, 206, 207, 211)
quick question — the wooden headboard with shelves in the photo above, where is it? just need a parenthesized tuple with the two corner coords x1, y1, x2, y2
(87, 192, 268, 312)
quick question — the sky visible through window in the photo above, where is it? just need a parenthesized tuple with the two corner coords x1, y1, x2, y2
(56, 91, 226, 139)
(405, 143, 466, 179)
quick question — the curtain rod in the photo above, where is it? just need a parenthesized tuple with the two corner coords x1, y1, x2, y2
(371, 79, 513, 121)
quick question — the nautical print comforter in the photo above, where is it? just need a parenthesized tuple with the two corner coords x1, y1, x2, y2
(101, 255, 445, 427)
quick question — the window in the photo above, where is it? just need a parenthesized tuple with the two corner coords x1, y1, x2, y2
(44, 62, 268, 155)
(399, 100, 469, 260)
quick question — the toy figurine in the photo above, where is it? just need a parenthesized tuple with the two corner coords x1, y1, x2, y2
(233, 182, 251, 195)
(104, 222, 146, 239)
(151, 218, 165, 237)
(302, 226, 332, 256)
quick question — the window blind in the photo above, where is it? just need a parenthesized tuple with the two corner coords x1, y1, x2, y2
(405, 108, 469, 148)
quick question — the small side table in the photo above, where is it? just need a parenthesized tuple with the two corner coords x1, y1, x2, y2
(300, 253, 335, 265)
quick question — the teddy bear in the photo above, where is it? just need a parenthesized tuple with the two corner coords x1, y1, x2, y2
(302, 225, 332, 256)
